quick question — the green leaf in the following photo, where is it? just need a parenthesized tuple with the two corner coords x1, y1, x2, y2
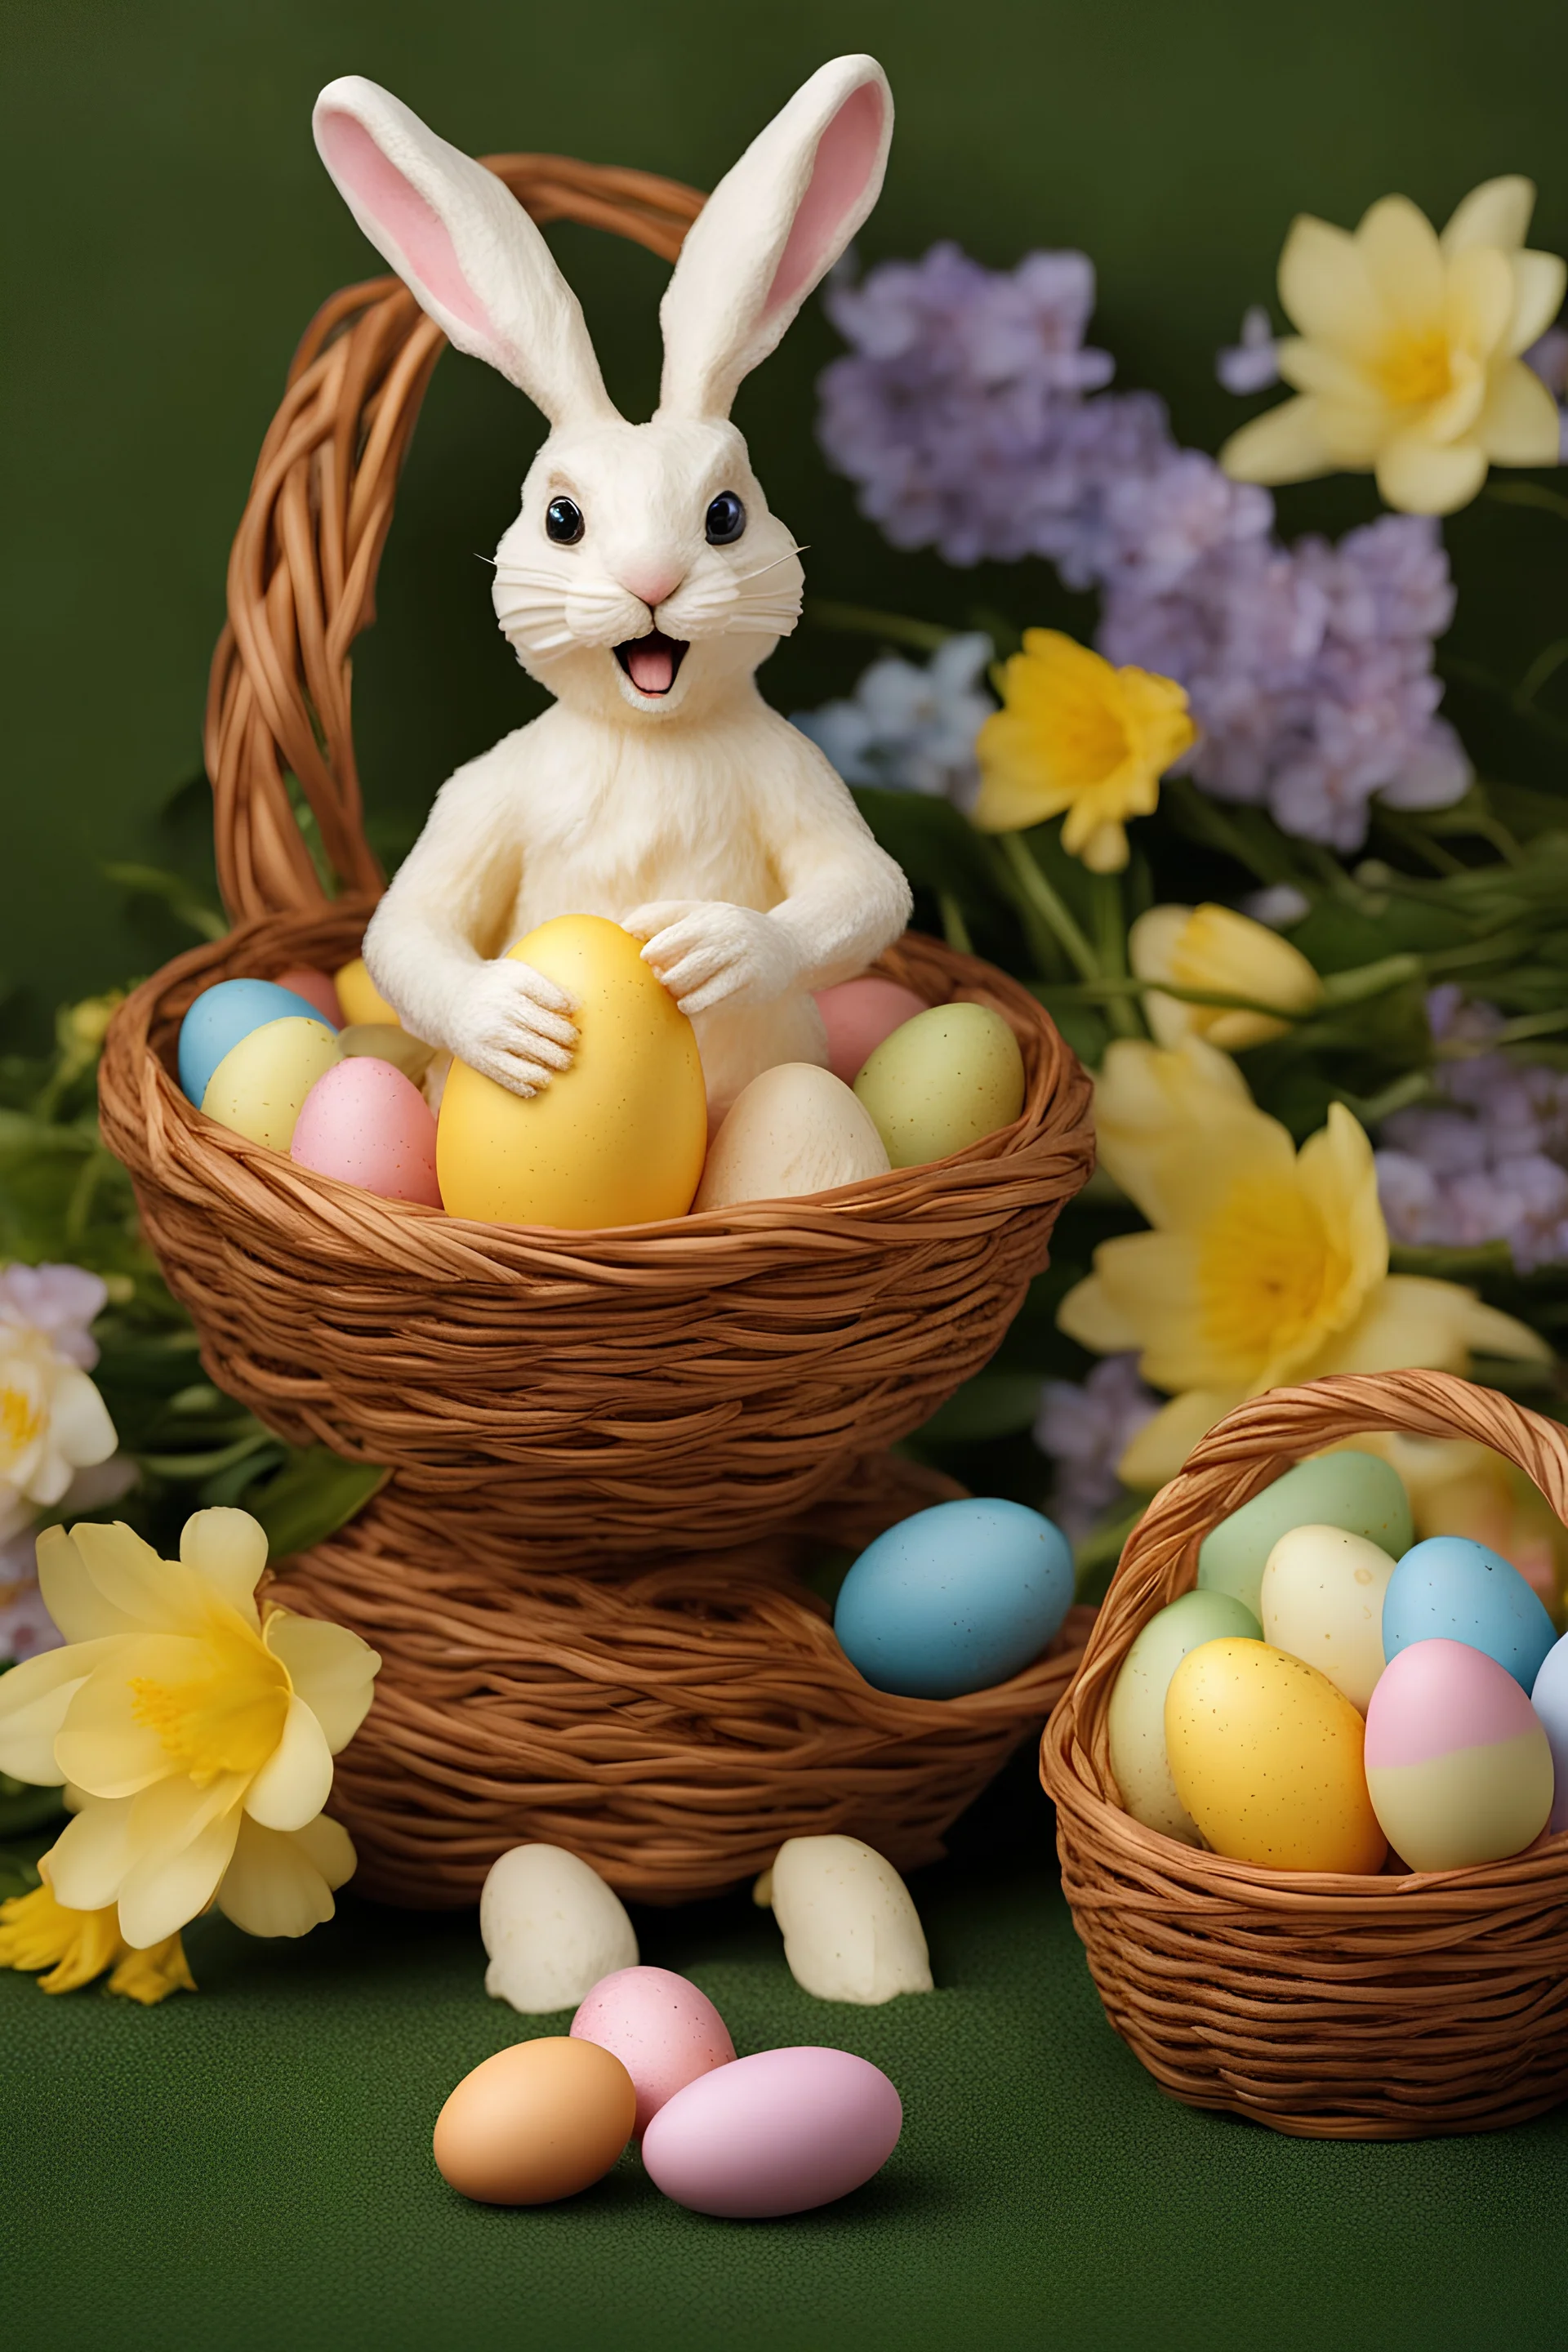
(0, 1776, 66, 1838)
(0, 1845, 43, 1902)
(851, 786, 999, 905)
(243, 1448, 389, 1561)
(915, 1372, 1044, 1444)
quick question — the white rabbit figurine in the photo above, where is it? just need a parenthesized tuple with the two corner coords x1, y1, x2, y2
(312, 59, 913, 1118)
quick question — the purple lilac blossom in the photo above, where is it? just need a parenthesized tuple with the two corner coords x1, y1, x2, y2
(1526, 327, 1568, 462)
(1217, 305, 1281, 395)
(817, 247, 1469, 849)
(1033, 1354, 1160, 1541)
(1375, 989, 1568, 1272)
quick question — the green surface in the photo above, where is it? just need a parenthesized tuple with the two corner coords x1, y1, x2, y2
(6, 0, 1568, 1029)
(7, 1760, 1565, 2352)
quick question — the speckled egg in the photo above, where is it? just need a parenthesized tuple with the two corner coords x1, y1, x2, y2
(1196, 1450, 1412, 1620)
(178, 977, 336, 1107)
(1383, 1535, 1557, 1693)
(1165, 1637, 1387, 1873)
(1365, 1637, 1554, 1870)
(640, 2047, 902, 2218)
(290, 1056, 442, 1205)
(833, 1497, 1073, 1697)
(853, 1002, 1026, 1169)
(814, 977, 929, 1086)
(334, 956, 401, 1027)
(570, 1966, 735, 2140)
(1107, 1589, 1263, 1842)
(274, 965, 345, 1027)
(1260, 1525, 1397, 1712)
(199, 1016, 341, 1151)
(433, 2035, 635, 2205)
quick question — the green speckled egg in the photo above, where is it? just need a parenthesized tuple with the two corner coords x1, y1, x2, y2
(1196, 1450, 1411, 1621)
(852, 1003, 1025, 1169)
(1108, 1589, 1263, 1842)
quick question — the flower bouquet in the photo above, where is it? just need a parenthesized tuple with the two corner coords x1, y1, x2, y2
(795, 173, 1568, 1617)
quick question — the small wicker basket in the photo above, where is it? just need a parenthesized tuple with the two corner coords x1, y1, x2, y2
(97, 149, 1097, 1898)
(1042, 1370, 1568, 2140)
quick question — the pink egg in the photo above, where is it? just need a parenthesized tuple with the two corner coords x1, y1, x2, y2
(290, 1057, 441, 1206)
(814, 978, 929, 1088)
(640, 2046, 902, 2218)
(569, 1966, 735, 2140)
(274, 965, 344, 1027)
(1364, 1637, 1554, 1871)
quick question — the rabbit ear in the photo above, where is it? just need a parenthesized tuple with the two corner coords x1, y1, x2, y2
(657, 55, 892, 421)
(313, 76, 619, 427)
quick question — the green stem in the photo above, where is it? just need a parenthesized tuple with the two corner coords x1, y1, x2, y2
(1089, 871, 1142, 1039)
(996, 831, 1101, 986)
(1333, 1071, 1435, 1124)
(1486, 480, 1568, 526)
(937, 891, 973, 957)
(136, 1432, 273, 1480)
(803, 599, 955, 654)
(1319, 953, 1424, 1006)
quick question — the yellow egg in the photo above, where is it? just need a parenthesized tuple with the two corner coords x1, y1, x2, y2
(853, 1002, 1025, 1169)
(436, 915, 707, 1228)
(334, 956, 401, 1028)
(1164, 1636, 1388, 1873)
(200, 1017, 341, 1150)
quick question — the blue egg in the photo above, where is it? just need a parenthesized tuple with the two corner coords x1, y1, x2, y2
(833, 1498, 1073, 1699)
(1383, 1535, 1557, 1693)
(178, 978, 335, 1106)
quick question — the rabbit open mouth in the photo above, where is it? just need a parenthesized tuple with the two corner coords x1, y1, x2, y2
(614, 630, 688, 697)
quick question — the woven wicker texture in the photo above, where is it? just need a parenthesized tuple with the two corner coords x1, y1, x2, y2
(268, 1454, 1098, 1907)
(1041, 1370, 1568, 2140)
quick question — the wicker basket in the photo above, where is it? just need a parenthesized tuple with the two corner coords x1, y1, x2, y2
(1042, 1370, 1568, 2140)
(96, 149, 1097, 1898)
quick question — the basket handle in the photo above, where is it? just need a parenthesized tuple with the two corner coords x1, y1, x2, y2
(204, 154, 706, 924)
(1071, 1369, 1568, 1708)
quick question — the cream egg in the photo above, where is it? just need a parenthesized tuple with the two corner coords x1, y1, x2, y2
(694, 1062, 890, 1211)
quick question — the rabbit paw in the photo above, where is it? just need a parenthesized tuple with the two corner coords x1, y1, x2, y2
(622, 902, 802, 1016)
(448, 960, 578, 1096)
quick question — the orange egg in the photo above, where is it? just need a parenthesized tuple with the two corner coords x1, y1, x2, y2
(433, 2035, 635, 2205)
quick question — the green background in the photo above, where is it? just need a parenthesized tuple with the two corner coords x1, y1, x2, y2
(8, 1759, 1567, 2352)
(5, 0, 1568, 1031)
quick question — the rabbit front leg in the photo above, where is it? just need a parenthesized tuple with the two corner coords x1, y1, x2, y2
(620, 900, 805, 1016)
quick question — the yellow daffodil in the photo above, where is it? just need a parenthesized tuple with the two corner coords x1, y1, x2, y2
(1221, 176, 1566, 516)
(0, 1864, 195, 2003)
(1059, 1038, 1549, 1486)
(973, 630, 1196, 872)
(1129, 902, 1324, 1051)
(0, 1508, 376, 1955)
(1370, 1435, 1566, 1611)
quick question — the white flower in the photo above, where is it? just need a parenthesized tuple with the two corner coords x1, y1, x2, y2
(0, 1508, 378, 1947)
(1218, 305, 1283, 396)
(0, 1264, 118, 1543)
(794, 634, 996, 804)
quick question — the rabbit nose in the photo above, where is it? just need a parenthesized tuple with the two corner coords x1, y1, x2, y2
(617, 562, 684, 612)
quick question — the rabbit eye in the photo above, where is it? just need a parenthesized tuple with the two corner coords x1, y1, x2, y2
(705, 492, 746, 546)
(545, 496, 585, 545)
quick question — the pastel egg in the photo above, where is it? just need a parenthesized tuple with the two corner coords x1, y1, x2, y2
(1196, 1450, 1412, 1621)
(1383, 1535, 1557, 1694)
(570, 1966, 735, 2140)
(853, 1002, 1026, 1169)
(694, 1062, 890, 1211)
(433, 2036, 635, 2205)
(640, 2047, 902, 2218)
(178, 977, 334, 1107)
(274, 965, 345, 1027)
(1107, 1589, 1263, 1843)
(1365, 1638, 1554, 1870)
(1530, 1633, 1568, 1835)
(334, 956, 401, 1027)
(199, 1018, 340, 1151)
(1260, 1525, 1396, 1712)
(1165, 1637, 1387, 1873)
(813, 977, 929, 1086)
(833, 1497, 1073, 1698)
(290, 1057, 441, 1205)
(437, 916, 706, 1228)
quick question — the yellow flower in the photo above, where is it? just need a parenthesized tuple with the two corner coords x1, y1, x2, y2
(1373, 1436, 1567, 1613)
(1129, 902, 1323, 1052)
(1221, 176, 1566, 516)
(1059, 1038, 1549, 1486)
(0, 1508, 376, 1949)
(0, 1869, 195, 2003)
(973, 630, 1196, 872)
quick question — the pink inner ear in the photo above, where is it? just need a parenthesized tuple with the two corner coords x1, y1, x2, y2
(318, 111, 491, 337)
(763, 81, 885, 321)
